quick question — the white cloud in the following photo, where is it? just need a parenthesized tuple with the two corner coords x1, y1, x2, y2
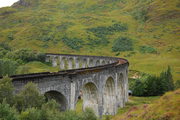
(0, 0, 19, 8)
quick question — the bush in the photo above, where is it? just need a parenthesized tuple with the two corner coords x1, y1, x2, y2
(0, 76, 14, 105)
(112, 37, 133, 52)
(133, 8, 148, 22)
(131, 66, 174, 96)
(0, 100, 19, 120)
(0, 59, 18, 76)
(20, 108, 42, 120)
(88, 23, 128, 37)
(15, 82, 45, 111)
(6, 48, 45, 63)
(139, 45, 157, 54)
(62, 37, 83, 50)
(175, 80, 180, 89)
(0, 48, 9, 58)
(82, 108, 97, 120)
(87, 23, 127, 47)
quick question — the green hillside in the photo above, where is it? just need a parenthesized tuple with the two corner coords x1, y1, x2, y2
(0, 0, 179, 80)
(112, 89, 180, 120)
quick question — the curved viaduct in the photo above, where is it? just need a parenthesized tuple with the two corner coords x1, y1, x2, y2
(8, 53, 129, 116)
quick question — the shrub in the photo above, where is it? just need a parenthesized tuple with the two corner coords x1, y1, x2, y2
(112, 37, 133, 52)
(0, 100, 19, 120)
(133, 8, 149, 22)
(0, 42, 11, 50)
(87, 35, 109, 47)
(5, 48, 45, 63)
(20, 108, 42, 120)
(88, 23, 128, 37)
(82, 108, 97, 120)
(0, 76, 14, 105)
(87, 23, 127, 47)
(131, 66, 174, 96)
(7, 33, 14, 41)
(175, 80, 180, 89)
(139, 45, 157, 54)
(15, 82, 45, 111)
(62, 37, 83, 50)
(0, 47, 9, 58)
(0, 59, 18, 76)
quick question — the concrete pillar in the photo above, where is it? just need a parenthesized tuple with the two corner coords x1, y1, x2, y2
(60, 57, 65, 70)
(89, 59, 94, 67)
(52, 56, 57, 67)
(86, 58, 90, 67)
(74, 57, 80, 69)
(70, 82, 76, 110)
(68, 57, 73, 69)
(125, 69, 129, 102)
(82, 58, 87, 68)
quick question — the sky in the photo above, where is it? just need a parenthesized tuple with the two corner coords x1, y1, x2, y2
(0, 0, 19, 8)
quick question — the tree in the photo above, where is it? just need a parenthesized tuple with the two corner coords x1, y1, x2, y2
(160, 66, 174, 93)
(20, 107, 42, 120)
(112, 37, 133, 52)
(15, 82, 45, 111)
(0, 76, 14, 105)
(0, 59, 18, 76)
(0, 100, 18, 120)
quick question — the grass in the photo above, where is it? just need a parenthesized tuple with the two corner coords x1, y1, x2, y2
(16, 61, 59, 74)
(74, 96, 160, 120)
(102, 96, 159, 120)
(112, 89, 180, 120)
(0, 0, 179, 81)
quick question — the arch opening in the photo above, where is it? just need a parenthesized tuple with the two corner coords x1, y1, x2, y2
(45, 91, 67, 111)
(101, 60, 106, 65)
(96, 60, 100, 66)
(82, 82, 98, 115)
(103, 77, 116, 115)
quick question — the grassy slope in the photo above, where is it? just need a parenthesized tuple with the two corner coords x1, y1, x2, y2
(112, 89, 180, 120)
(0, 0, 179, 80)
(75, 96, 160, 120)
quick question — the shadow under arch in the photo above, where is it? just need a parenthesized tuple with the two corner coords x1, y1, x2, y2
(103, 76, 116, 115)
(44, 90, 67, 111)
(82, 82, 99, 115)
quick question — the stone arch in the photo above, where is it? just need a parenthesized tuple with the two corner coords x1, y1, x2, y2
(44, 90, 68, 111)
(103, 76, 116, 115)
(117, 73, 125, 107)
(101, 60, 106, 65)
(96, 60, 100, 66)
(82, 82, 99, 115)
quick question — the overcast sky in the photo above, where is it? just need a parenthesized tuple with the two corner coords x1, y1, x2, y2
(0, 0, 19, 8)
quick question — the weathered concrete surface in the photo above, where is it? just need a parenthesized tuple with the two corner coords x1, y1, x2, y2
(8, 53, 129, 116)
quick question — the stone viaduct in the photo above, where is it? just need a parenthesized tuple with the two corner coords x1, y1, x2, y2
(5, 53, 129, 116)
